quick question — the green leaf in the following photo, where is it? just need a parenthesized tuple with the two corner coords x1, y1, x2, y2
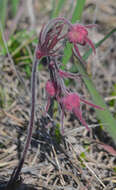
(80, 29, 116, 141)
(74, 58, 116, 142)
(72, 28, 116, 141)
(62, 43, 73, 69)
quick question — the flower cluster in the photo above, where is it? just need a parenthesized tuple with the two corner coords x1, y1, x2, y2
(45, 62, 103, 133)
(36, 18, 96, 61)
(36, 17, 103, 133)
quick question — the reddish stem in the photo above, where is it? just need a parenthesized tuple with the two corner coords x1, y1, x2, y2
(6, 58, 38, 187)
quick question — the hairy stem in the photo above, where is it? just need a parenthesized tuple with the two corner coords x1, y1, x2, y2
(6, 57, 38, 187)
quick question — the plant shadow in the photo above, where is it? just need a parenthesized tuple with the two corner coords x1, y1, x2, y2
(0, 180, 37, 190)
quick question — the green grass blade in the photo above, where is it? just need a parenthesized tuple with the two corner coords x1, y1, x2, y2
(0, 0, 8, 50)
(51, 0, 66, 18)
(0, 29, 4, 51)
(71, 0, 86, 23)
(62, 0, 86, 66)
(11, 0, 19, 16)
(75, 58, 116, 142)
(61, 43, 73, 69)
(0, 0, 8, 28)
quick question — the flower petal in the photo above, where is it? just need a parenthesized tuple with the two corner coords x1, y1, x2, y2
(85, 36, 96, 54)
(74, 108, 90, 131)
(80, 98, 104, 110)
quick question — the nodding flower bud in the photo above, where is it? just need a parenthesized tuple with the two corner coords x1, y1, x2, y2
(68, 24, 88, 45)
(60, 93, 103, 131)
(67, 23, 96, 59)
(61, 93, 80, 111)
(45, 80, 56, 97)
(36, 19, 67, 60)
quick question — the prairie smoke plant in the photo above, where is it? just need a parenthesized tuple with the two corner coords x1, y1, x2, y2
(7, 17, 102, 187)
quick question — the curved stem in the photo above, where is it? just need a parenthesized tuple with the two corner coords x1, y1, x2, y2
(6, 57, 38, 187)
(41, 17, 71, 43)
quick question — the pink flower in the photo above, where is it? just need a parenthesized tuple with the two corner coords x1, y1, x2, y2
(68, 24, 88, 44)
(67, 24, 96, 60)
(45, 80, 56, 97)
(60, 93, 103, 131)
